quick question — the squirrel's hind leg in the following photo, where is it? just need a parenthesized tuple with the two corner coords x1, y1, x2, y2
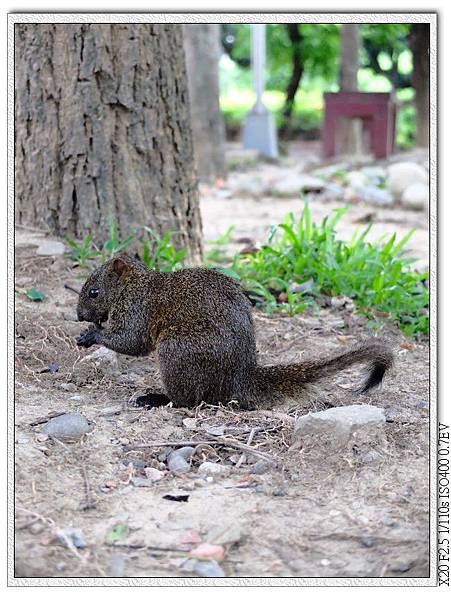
(134, 392, 170, 409)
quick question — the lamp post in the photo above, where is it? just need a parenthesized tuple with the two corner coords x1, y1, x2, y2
(242, 24, 278, 158)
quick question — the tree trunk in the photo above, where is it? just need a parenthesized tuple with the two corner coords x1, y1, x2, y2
(280, 24, 304, 139)
(15, 24, 203, 264)
(409, 24, 430, 148)
(183, 24, 227, 183)
(337, 24, 363, 156)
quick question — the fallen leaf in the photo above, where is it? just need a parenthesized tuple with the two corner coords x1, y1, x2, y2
(106, 523, 129, 542)
(26, 288, 45, 302)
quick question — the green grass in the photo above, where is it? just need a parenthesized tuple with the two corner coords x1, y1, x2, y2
(230, 203, 429, 336)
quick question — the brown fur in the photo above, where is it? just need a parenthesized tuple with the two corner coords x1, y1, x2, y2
(76, 253, 393, 409)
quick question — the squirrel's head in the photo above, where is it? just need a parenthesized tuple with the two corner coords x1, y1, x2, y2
(76, 253, 135, 325)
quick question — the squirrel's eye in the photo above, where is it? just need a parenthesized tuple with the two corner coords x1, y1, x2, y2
(89, 288, 99, 299)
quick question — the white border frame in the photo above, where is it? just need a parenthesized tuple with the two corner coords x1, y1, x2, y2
(7, 12, 437, 587)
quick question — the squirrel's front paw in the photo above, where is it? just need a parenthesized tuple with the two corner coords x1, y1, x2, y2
(76, 327, 100, 348)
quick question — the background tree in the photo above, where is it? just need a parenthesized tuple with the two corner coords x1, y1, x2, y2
(409, 23, 430, 147)
(183, 24, 227, 183)
(337, 23, 363, 155)
(15, 24, 203, 264)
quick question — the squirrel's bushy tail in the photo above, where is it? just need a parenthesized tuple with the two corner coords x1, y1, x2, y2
(253, 340, 393, 399)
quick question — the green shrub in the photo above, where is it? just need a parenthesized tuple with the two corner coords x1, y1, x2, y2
(233, 202, 429, 336)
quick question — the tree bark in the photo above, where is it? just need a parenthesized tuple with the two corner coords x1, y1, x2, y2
(183, 24, 227, 183)
(409, 24, 430, 148)
(280, 24, 304, 139)
(337, 24, 363, 156)
(15, 24, 203, 264)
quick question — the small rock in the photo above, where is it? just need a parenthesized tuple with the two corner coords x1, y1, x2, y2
(59, 382, 77, 393)
(42, 413, 91, 441)
(360, 535, 377, 548)
(107, 553, 128, 577)
(131, 477, 154, 488)
(62, 311, 78, 322)
(198, 462, 231, 478)
(391, 560, 415, 573)
(345, 170, 368, 189)
(56, 527, 86, 549)
(36, 433, 48, 443)
(56, 561, 66, 572)
(207, 523, 241, 545)
(99, 405, 123, 416)
(387, 162, 428, 199)
(201, 423, 225, 436)
(272, 174, 325, 198)
(167, 447, 193, 474)
(81, 347, 119, 374)
(321, 182, 344, 202)
(144, 467, 165, 482)
(190, 543, 225, 561)
(360, 450, 383, 465)
(182, 418, 197, 430)
(401, 182, 429, 211)
(69, 395, 82, 402)
(192, 560, 225, 577)
(29, 521, 45, 535)
(250, 460, 271, 475)
(354, 184, 394, 206)
(36, 240, 66, 256)
(293, 405, 386, 453)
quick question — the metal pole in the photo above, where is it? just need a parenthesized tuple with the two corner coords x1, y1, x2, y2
(242, 24, 278, 159)
(252, 24, 265, 114)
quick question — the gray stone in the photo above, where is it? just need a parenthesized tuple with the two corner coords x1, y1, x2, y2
(193, 560, 225, 577)
(36, 240, 66, 256)
(56, 527, 86, 549)
(198, 461, 231, 478)
(60, 382, 77, 392)
(131, 476, 154, 488)
(387, 162, 428, 199)
(167, 448, 192, 474)
(81, 347, 119, 374)
(207, 522, 242, 545)
(107, 553, 128, 577)
(250, 460, 271, 475)
(293, 405, 386, 452)
(42, 413, 91, 441)
(345, 170, 367, 189)
(401, 182, 429, 211)
(347, 184, 393, 206)
(272, 174, 325, 198)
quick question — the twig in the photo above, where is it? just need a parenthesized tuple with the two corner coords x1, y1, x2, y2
(29, 411, 66, 426)
(79, 464, 97, 511)
(254, 410, 295, 425)
(236, 427, 257, 468)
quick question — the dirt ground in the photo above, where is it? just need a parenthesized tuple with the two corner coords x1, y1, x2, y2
(14, 146, 430, 580)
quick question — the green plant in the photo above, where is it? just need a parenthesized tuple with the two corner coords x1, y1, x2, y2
(140, 228, 187, 272)
(65, 234, 99, 268)
(233, 202, 429, 336)
(205, 226, 236, 264)
(100, 218, 134, 261)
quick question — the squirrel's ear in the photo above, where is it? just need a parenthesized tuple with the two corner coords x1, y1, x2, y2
(110, 255, 131, 276)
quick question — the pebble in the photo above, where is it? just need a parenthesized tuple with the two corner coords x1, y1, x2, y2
(144, 467, 165, 482)
(167, 447, 193, 474)
(198, 462, 231, 478)
(81, 347, 119, 374)
(360, 535, 377, 548)
(250, 460, 271, 475)
(207, 523, 241, 545)
(56, 527, 86, 549)
(99, 405, 123, 416)
(387, 161, 428, 198)
(190, 543, 225, 561)
(107, 553, 128, 577)
(192, 560, 225, 577)
(59, 382, 77, 393)
(401, 182, 429, 211)
(131, 477, 154, 488)
(42, 413, 91, 441)
(36, 240, 66, 256)
(293, 404, 386, 450)
(391, 560, 415, 573)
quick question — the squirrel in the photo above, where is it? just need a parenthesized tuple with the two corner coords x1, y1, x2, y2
(76, 252, 393, 410)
